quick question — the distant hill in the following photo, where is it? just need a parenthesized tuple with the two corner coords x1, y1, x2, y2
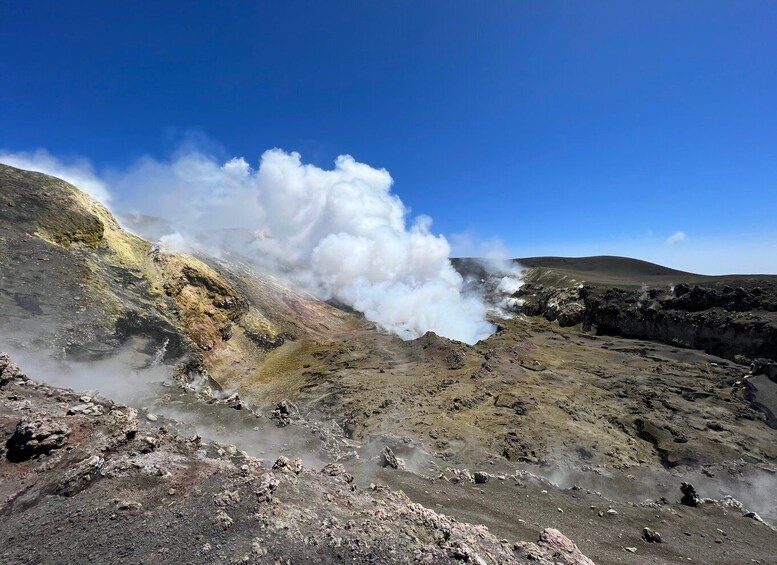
(516, 255, 695, 277)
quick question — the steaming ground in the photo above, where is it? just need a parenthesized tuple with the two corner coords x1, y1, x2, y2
(4, 332, 777, 564)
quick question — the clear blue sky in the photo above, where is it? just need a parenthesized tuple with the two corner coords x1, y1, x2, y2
(1, 1, 776, 272)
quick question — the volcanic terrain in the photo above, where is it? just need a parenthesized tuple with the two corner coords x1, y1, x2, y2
(1, 163, 776, 564)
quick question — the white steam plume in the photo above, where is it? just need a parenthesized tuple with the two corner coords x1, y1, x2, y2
(2, 148, 494, 344)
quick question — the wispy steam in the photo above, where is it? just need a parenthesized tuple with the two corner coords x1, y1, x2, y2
(1, 148, 495, 344)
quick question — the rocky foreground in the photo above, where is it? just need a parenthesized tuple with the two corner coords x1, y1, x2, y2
(0, 353, 592, 564)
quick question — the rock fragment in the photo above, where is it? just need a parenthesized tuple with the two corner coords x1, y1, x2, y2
(744, 511, 764, 523)
(67, 402, 105, 416)
(225, 392, 243, 410)
(270, 399, 299, 427)
(642, 527, 662, 543)
(0, 353, 27, 387)
(380, 446, 399, 469)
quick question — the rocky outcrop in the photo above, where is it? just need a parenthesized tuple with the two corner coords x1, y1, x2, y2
(516, 280, 777, 365)
(581, 283, 777, 364)
(5, 418, 70, 462)
(518, 284, 587, 327)
(0, 352, 26, 387)
(514, 528, 595, 565)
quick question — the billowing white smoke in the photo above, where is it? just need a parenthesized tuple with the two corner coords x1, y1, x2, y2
(3, 148, 495, 344)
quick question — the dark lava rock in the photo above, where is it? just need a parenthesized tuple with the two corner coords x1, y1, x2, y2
(270, 399, 299, 427)
(6, 418, 70, 462)
(473, 471, 489, 484)
(519, 278, 777, 365)
(582, 283, 777, 363)
(680, 482, 702, 507)
(642, 527, 662, 543)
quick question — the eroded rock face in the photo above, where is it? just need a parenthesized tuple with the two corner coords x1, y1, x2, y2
(517, 284, 587, 327)
(153, 252, 248, 352)
(516, 280, 777, 364)
(581, 284, 777, 364)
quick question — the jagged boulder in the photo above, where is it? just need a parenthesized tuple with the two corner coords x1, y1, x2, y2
(380, 446, 399, 469)
(680, 482, 702, 507)
(6, 418, 70, 461)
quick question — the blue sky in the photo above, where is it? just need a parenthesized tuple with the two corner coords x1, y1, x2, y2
(1, 1, 776, 273)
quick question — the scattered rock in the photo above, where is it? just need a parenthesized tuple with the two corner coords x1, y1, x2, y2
(139, 435, 160, 453)
(114, 499, 143, 513)
(250, 538, 267, 557)
(213, 510, 233, 530)
(254, 473, 280, 502)
(270, 399, 299, 427)
(473, 471, 489, 484)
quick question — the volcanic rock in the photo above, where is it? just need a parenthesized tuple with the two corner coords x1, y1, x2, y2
(381, 446, 399, 469)
(681, 482, 702, 507)
(534, 528, 596, 565)
(5, 418, 70, 461)
(642, 527, 662, 543)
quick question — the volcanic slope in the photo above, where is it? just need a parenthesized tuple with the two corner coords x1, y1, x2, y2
(0, 163, 360, 377)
